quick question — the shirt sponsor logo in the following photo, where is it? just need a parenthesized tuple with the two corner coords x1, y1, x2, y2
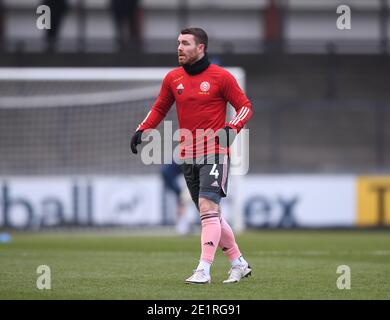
(200, 81, 210, 92)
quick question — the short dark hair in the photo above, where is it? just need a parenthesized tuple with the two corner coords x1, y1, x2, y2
(180, 27, 208, 52)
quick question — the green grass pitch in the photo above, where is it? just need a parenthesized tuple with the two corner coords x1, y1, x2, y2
(0, 230, 389, 299)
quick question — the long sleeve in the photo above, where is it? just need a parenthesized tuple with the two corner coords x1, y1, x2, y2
(221, 71, 253, 132)
(136, 74, 175, 131)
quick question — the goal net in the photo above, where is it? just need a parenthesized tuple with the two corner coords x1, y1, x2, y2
(0, 68, 246, 231)
(0, 68, 177, 175)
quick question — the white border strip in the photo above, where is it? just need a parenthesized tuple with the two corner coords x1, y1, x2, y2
(0, 67, 244, 82)
(0, 86, 160, 108)
(0, 68, 172, 81)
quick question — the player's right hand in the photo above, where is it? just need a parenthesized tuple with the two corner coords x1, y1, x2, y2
(217, 126, 237, 148)
(130, 130, 143, 154)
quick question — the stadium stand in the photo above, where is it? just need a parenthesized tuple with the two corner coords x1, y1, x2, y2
(1, 0, 388, 54)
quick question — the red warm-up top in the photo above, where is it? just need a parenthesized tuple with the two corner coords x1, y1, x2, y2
(136, 64, 253, 159)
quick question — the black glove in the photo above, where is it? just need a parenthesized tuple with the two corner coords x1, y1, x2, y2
(130, 130, 143, 154)
(217, 126, 237, 148)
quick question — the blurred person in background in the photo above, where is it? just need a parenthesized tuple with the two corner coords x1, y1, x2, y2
(131, 27, 253, 284)
(263, 0, 283, 53)
(160, 162, 193, 235)
(42, 0, 69, 51)
(110, 0, 142, 51)
(0, 0, 4, 50)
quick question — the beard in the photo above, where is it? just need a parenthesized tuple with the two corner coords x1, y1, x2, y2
(178, 54, 186, 66)
(178, 52, 199, 66)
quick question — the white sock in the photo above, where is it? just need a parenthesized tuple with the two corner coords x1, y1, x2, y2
(231, 256, 248, 267)
(197, 260, 211, 275)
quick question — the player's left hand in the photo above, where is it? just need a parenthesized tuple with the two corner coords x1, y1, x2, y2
(130, 130, 143, 154)
(217, 126, 237, 148)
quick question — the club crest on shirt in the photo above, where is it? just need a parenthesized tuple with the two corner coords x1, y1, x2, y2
(200, 81, 210, 92)
(176, 83, 184, 95)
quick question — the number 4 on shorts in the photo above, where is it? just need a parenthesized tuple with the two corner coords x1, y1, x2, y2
(210, 164, 219, 179)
